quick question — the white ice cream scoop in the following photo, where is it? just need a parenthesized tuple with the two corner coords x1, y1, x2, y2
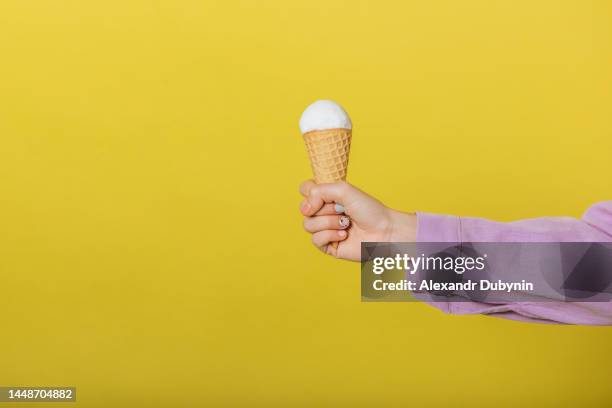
(299, 100, 352, 134)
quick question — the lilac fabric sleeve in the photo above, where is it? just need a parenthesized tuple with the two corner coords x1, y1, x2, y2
(416, 201, 612, 325)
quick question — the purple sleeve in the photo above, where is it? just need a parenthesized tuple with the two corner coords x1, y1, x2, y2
(416, 201, 612, 325)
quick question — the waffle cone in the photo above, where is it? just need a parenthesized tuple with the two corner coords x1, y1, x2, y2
(302, 128, 352, 184)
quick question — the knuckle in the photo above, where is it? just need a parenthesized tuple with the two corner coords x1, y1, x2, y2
(337, 180, 350, 193)
(311, 234, 320, 246)
(302, 218, 312, 232)
(300, 180, 311, 194)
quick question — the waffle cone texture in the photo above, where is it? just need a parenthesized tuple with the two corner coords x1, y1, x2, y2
(303, 128, 352, 184)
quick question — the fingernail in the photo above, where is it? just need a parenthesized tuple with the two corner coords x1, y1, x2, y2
(338, 230, 347, 238)
(301, 201, 311, 213)
(339, 216, 350, 228)
(334, 203, 345, 213)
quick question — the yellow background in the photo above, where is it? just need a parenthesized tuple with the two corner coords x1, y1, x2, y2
(0, 0, 611, 406)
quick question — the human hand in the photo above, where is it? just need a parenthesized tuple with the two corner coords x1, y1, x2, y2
(299, 180, 417, 261)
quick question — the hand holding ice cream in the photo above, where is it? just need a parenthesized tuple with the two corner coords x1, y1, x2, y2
(299, 100, 353, 252)
(299, 100, 417, 257)
(299, 180, 417, 259)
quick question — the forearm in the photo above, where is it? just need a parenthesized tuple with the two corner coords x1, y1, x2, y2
(415, 201, 612, 325)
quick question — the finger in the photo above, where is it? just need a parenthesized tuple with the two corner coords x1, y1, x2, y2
(314, 203, 343, 216)
(303, 181, 355, 216)
(312, 229, 348, 250)
(299, 180, 316, 197)
(301, 199, 345, 216)
(303, 215, 351, 233)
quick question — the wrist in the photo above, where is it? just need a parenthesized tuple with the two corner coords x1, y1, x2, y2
(387, 209, 417, 242)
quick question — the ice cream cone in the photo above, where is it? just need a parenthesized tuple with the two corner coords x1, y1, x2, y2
(299, 100, 353, 251)
(302, 128, 352, 184)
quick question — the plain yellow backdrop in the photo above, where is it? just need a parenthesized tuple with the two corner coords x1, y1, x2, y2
(0, 0, 611, 406)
